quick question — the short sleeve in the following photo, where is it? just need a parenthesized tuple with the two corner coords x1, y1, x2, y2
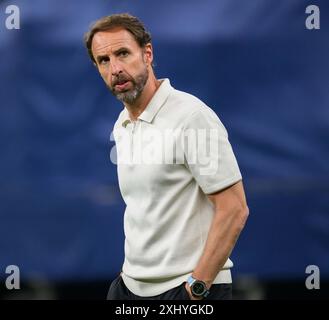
(182, 108, 242, 194)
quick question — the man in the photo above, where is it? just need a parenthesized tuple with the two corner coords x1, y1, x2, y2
(84, 13, 249, 300)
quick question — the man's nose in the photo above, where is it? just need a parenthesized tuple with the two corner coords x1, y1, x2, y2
(110, 59, 122, 76)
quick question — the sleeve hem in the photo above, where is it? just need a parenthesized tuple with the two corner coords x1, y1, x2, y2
(202, 174, 242, 195)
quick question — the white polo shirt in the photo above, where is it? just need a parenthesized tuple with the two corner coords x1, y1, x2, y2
(112, 79, 242, 297)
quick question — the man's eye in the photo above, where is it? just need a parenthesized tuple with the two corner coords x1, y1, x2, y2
(99, 57, 109, 65)
(119, 51, 128, 57)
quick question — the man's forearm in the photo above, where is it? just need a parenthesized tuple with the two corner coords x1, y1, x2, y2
(192, 204, 249, 288)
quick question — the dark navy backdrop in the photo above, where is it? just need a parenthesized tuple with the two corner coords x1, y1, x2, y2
(0, 0, 328, 281)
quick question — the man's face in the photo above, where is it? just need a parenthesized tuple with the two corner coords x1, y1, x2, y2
(91, 28, 151, 104)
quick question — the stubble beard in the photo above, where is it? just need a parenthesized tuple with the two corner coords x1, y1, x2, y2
(110, 64, 149, 105)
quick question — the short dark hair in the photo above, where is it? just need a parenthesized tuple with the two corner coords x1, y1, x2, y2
(84, 13, 152, 63)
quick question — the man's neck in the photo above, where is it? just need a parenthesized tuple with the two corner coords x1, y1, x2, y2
(125, 76, 161, 121)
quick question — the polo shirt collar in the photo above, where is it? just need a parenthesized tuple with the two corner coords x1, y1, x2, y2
(122, 78, 172, 125)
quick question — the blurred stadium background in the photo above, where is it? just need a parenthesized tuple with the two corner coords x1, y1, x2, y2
(0, 0, 328, 299)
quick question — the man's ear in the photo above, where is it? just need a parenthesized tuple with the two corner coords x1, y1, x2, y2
(143, 43, 153, 65)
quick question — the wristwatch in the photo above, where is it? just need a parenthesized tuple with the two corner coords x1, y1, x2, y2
(187, 275, 210, 298)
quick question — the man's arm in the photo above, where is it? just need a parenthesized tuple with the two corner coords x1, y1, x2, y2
(185, 180, 249, 299)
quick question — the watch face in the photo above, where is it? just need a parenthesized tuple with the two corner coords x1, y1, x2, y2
(192, 281, 206, 295)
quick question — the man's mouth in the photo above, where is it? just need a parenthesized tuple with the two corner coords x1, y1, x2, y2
(114, 80, 130, 91)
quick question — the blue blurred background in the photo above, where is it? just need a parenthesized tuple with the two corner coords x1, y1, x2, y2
(0, 0, 328, 299)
